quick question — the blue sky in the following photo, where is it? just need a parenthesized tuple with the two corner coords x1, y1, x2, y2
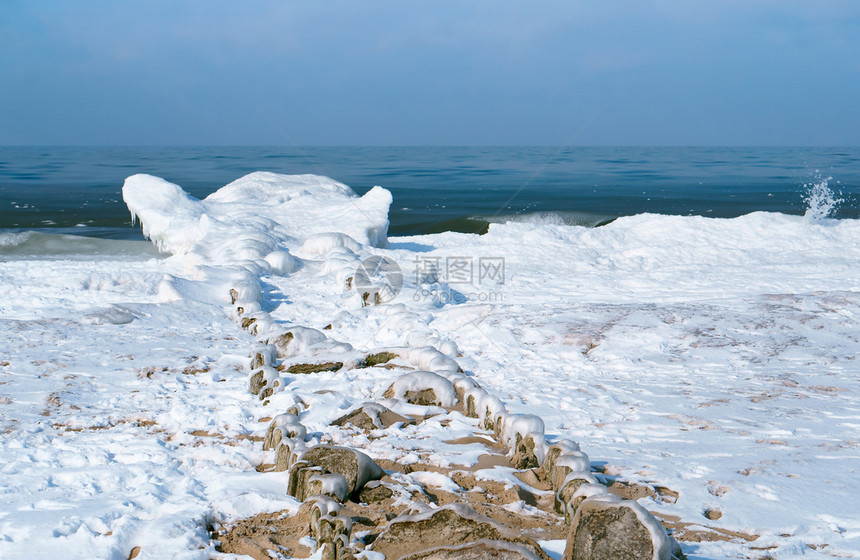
(1, 1, 858, 145)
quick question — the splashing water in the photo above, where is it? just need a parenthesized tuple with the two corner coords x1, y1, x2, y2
(803, 176, 843, 220)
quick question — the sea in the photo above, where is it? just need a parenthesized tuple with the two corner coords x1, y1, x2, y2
(1, 146, 858, 245)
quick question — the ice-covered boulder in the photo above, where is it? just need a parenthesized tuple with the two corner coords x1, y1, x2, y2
(248, 366, 280, 398)
(299, 445, 383, 498)
(550, 451, 592, 491)
(554, 472, 601, 516)
(564, 498, 683, 560)
(400, 540, 546, 560)
(269, 327, 328, 359)
(332, 402, 411, 431)
(564, 483, 612, 525)
(541, 440, 581, 481)
(512, 433, 543, 470)
(308, 498, 353, 560)
(306, 473, 349, 503)
(287, 461, 325, 501)
(383, 371, 458, 407)
(275, 438, 306, 472)
(370, 504, 551, 560)
(263, 413, 307, 450)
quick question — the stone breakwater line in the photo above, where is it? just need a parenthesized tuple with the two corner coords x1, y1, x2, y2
(223, 284, 686, 560)
(121, 172, 703, 559)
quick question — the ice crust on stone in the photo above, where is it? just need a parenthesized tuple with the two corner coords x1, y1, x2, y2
(572, 498, 676, 560)
(387, 371, 459, 407)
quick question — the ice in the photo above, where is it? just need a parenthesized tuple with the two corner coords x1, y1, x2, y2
(123, 172, 391, 266)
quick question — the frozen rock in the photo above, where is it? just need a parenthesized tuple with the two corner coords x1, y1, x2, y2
(384, 371, 458, 407)
(565, 484, 612, 525)
(564, 498, 683, 560)
(300, 445, 383, 498)
(306, 473, 349, 502)
(264, 413, 307, 450)
(332, 403, 411, 431)
(554, 472, 601, 516)
(371, 504, 550, 560)
(512, 433, 544, 470)
(358, 481, 395, 503)
(269, 327, 327, 359)
(275, 438, 306, 472)
(287, 461, 325, 501)
(248, 366, 279, 397)
(405, 346, 461, 377)
(439, 340, 459, 357)
(250, 343, 276, 370)
(359, 351, 399, 368)
(551, 452, 591, 490)
(263, 249, 297, 275)
(400, 540, 545, 560)
(282, 361, 344, 374)
(542, 440, 582, 481)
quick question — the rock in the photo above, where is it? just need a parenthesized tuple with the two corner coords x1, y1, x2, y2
(275, 439, 305, 472)
(358, 481, 394, 503)
(269, 327, 327, 359)
(703, 508, 722, 520)
(319, 534, 351, 560)
(563, 483, 610, 525)
(287, 461, 325, 501)
(263, 413, 306, 450)
(401, 540, 545, 560)
(271, 331, 294, 357)
(564, 498, 683, 560)
(249, 370, 265, 395)
(308, 498, 353, 560)
(332, 403, 411, 431)
(360, 351, 398, 368)
(283, 361, 343, 374)
(512, 433, 540, 470)
(333, 407, 378, 431)
(300, 445, 383, 498)
(405, 388, 441, 406)
(383, 371, 458, 407)
(551, 452, 591, 491)
(249, 366, 279, 398)
(370, 504, 551, 560)
(306, 473, 349, 502)
(541, 440, 581, 483)
(464, 394, 480, 418)
(554, 472, 600, 516)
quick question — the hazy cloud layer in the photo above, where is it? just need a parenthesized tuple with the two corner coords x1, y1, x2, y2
(1, 0, 858, 145)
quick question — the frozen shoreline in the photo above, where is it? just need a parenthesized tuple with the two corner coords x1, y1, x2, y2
(1, 172, 859, 559)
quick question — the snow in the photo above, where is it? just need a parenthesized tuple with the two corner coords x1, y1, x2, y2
(2, 172, 860, 559)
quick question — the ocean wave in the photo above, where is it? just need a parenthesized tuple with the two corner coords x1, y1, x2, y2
(0, 231, 165, 260)
(477, 211, 618, 228)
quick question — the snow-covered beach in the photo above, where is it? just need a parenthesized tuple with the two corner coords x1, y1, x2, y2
(2, 172, 859, 559)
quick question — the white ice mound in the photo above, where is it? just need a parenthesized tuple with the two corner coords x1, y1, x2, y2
(123, 172, 392, 268)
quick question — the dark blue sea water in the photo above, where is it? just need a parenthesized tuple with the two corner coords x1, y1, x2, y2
(1, 146, 858, 240)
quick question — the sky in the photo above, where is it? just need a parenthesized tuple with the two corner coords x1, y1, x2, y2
(1, 1, 859, 146)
